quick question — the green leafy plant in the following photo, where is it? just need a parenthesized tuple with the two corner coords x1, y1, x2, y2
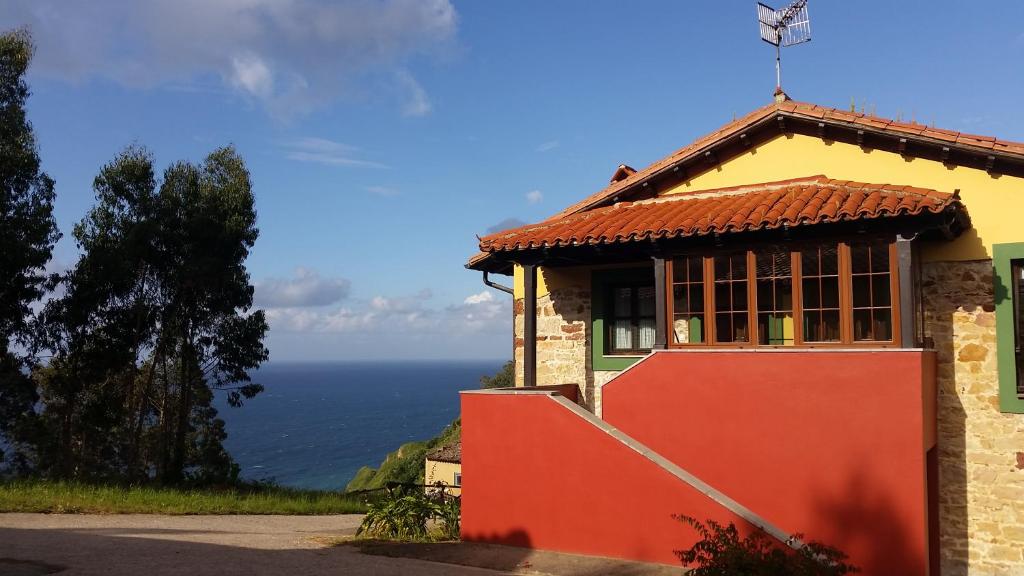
(357, 486, 460, 541)
(674, 515, 858, 576)
(430, 489, 461, 540)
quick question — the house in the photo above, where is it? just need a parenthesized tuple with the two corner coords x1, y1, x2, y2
(461, 93, 1024, 576)
(424, 441, 461, 496)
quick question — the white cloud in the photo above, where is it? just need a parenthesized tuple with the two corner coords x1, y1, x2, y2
(282, 137, 386, 168)
(536, 140, 559, 152)
(4, 0, 458, 118)
(254, 268, 351, 307)
(526, 190, 543, 204)
(365, 185, 399, 197)
(263, 288, 508, 335)
(463, 291, 493, 305)
(396, 69, 432, 117)
(230, 52, 274, 99)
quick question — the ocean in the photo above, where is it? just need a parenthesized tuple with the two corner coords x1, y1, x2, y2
(216, 360, 503, 491)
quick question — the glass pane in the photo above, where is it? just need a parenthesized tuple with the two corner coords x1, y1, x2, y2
(871, 243, 890, 273)
(853, 309, 872, 340)
(821, 276, 840, 308)
(821, 245, 839, 275)
(851, 244, 871, 274)
(873, 308, 893, 341)
(732, 282, 748, 311)
(759, 312, 795, 345)
(693, 257, 705, 282)
(673, 256, 703, 283)
(872, 274, 891, 306)
(715, 256, 730, 280)
(775, 278, 793, 310)
(757, 280, 772, 309)
(614, 287, 631, 317)
(638, 286, 655, 316)
(852, 275, 871, 308)
(638, 319, 656, 350)
(715, 282, 730, 309)
(715, 314, 731, 342)
(733, 313, 749, 342)
(822, 310, 841, 341)
(802, 278, 820, 309)
(673, 314, 704, 344)
(804, 311, 822, 342)
(802, 250, 819, 275)
(613, 320, 632, 349)
(690, 285, 704, 313)
(673, 285, 689, 313)
(731, 254, 748, 279)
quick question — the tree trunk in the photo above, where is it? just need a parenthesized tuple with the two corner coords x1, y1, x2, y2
(170, 336, 192, 483)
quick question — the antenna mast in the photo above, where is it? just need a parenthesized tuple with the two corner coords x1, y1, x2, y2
(757, 0, 811, 91)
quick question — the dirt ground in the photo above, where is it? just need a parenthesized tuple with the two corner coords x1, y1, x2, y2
(0, 514, 685, 576)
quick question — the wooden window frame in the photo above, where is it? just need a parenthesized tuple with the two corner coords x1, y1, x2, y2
(664, 238, 901, 349)
(606, 281, 657, 356)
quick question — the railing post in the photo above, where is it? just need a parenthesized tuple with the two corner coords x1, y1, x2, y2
(653, 256, 668, 350)
(896, 236, 917, 348)
(523, 263, 538, 387)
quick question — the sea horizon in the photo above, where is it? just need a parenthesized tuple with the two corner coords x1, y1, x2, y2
(216, 358, 504, 491)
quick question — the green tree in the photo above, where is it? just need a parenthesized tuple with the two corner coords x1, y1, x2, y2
(0, 29, 60, 469)
(480, 360, 513, 389)
(37, 146, 267, 483)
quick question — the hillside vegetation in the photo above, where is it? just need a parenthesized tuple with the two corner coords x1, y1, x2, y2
(345, 419, 461, 492)
(0, 480, 366, 515)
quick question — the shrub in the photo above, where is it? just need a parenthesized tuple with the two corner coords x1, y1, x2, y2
(357, 485, 460, 541)
(674, 515, 858, 576)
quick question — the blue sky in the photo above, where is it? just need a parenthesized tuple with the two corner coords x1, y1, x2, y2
(3, 1, 1023, 361)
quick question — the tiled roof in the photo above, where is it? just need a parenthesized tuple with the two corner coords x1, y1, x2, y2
(551, 99, 1024, 220)
(478, 176, 960, 253)
(426, 441, 461, 464)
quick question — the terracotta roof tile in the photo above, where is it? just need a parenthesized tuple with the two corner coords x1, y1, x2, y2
(478, 176, 961, 253)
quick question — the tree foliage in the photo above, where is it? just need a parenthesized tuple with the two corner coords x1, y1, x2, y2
(674, 515, 858, 576)
(29, 146, 268, 483)
(0, 28, 267, 485)
(479, 360, 513, 389)
(0, 29, 60, 469)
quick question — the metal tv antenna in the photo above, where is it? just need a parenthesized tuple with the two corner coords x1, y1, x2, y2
(757, 0, 811, 91)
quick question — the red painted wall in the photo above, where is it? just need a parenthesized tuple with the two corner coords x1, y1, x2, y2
(460, 392, 773, 565)
(602, 350, 936, 576)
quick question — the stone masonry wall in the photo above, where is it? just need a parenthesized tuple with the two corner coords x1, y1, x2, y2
(922, 259, 1024, 575)
(513, 284, 594, 410)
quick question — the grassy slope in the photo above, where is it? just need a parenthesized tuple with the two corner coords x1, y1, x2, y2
(0, 480, 367, 515)
(345, 419, 461, 492)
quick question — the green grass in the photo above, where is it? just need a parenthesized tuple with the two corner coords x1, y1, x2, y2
(0, 480, 368, 515)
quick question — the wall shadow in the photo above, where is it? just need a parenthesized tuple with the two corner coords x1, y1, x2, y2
(0, 524, 683, 576)
(920, 261, 989, 576)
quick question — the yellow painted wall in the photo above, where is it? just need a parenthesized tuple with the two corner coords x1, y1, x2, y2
(661, 133, 1024, 262)
(424, 459, 461, 496)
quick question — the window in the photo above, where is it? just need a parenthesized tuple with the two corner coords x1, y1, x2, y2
(713, 253, 750, 343)
(850, 241, 894, 342)
(671, 255, 705, 344)
(608, 283, 656, 353)
(665, 239, 900, 347)
(454, 472, 462, 486)
(801, 244, 841, 342)
(993, 243, 1024, 413)
(756, 249, 794, 346)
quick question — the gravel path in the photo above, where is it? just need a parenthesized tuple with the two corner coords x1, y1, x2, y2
(0, 514, 684, 576)
(0, 513, 502, 576)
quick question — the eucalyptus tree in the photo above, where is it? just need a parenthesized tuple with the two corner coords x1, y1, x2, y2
(0, 29, 60, 469)
(40, 146, 267, 482)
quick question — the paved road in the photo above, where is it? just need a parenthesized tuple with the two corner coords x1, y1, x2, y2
(0, 514, 506, 576)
